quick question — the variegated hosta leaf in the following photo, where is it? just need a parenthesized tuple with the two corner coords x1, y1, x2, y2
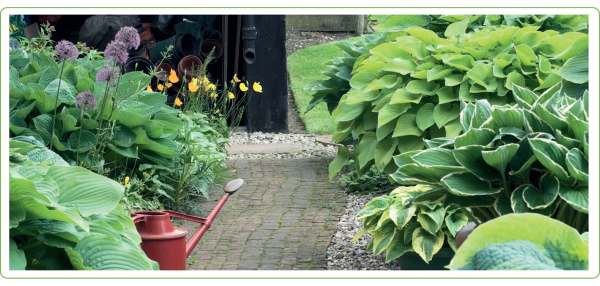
(445, 210, 469, 237)
(511, 185, 531, 213)
(389, 200, 417, 229)
(371, 221, 397, 255)
(454, 145, 501, 182)
(454, 128, 496, 148)
(494, 196, 514, 216)
(508, 132, 554, 176)
(523, 173, 560, 209)
(417, 203, 445, 234)
(385, 229, 413, 262)
(441, 172, 503, 196)
(529, 138, 576, 185)
(565, 148, 588, 185)
(558, 185, 588, 214)
(356, 196, 394, 219)
(412, 227, 444, 263)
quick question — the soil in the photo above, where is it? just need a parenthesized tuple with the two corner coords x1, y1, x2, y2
(284, 31, 356, 134)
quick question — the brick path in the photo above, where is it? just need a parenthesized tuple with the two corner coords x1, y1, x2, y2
(181, 157, 347, 270)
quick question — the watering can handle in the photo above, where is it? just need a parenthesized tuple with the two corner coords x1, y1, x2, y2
(162, 210, 207, 224)
(131, 215, 145, 224)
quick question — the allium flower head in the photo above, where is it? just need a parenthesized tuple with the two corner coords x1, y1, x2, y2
(75, 91, 97, 112)
(104, 40, 129, 65)
(55, 40, 79, 62)
(96, 64, 120, 87)
(115, 26, 140, 50)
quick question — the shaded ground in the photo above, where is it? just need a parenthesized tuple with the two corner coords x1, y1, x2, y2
(182, 158, 346, 270)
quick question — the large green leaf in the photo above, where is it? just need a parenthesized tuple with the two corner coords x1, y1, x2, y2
(374, 15, 432, 32)
(10, 239, 27, 270)
(481, 144, 519, 174)
(44, 79, 78, 105)
(416, 103, 435, 131)
(73, 234, 157, 270)
(392, 112, 423, 137)
(466, 63, 497, 92)
(454, 145, 501, 182)
(406, 79, 440, 95)
(356, 196, 393, 219)
(556, 50, 588, 84)
(445, 18, 469, 38)
(523, 174, 559, 209)
(559, 186, 588, 214)
(385, 230, 413, 262)
(448, 213, 588, 270)
(375, 137, 398, 171)
(412, 148, 460, 167)
(454, 128, 496, 148)
(378, 103, 410, 127)
(357, 132, 377, 168)
(329, 146, 349, 180)
(565, 148, 588, 184)
(445, 211, 469, 237)
(433, 103, 460, 128)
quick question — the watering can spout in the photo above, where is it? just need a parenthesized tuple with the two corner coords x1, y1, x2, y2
(184, 179, 244, 257)
(132, 179, 244, 270)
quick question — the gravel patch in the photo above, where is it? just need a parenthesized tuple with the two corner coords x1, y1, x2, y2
(226, 131, 337, 160)
(327, 194, 401, 270)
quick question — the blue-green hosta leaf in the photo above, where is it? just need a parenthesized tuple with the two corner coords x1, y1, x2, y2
(512, 84, 539, 109)
(511, 185, 531, 213)
(329, 146, 349, 180)
(441, 172, 502, 196)
(357, 132, 377, 168)
(453, 145, 500, 182)
(424, 137, 454, 149)
(555, 130, 580, 150)
(494, 196, 514, 216)
(356, 196, 393, 219)
(44, 79, 78, 105)
(393, 112, 423, 138)
(448, 213, 588, 270)
(566, 148, 588, 184)
(508, 133, 553, 176)
(535, 104, 569, 134)
(26, 149, 69, 166)
(470, 100, 492, 129)
(522, 174, 559, 210)
(552, 34, 588, 60)
(410, 187, 448, 204)
(9, 115, 29, 136)
(398, 163, 463, 184)
(412, 228, 444, 263)
(378, 103, 410, 127)
(73, 233, 157, 270)
(566, 111, 588, 144)
(68, 130, 97, 152)
(10, 239, 27, 270)
(390, 89, 422, 104)
(522, 109, 555, 134)
(558, 186, 588, 214)
(454, 128, 495, 148)
(490, 107, 524, 130)
(529, 138, 575, 185)
(460, 102, 475, 132)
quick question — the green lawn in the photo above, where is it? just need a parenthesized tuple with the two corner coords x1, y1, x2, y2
(287, 36, 361, 134)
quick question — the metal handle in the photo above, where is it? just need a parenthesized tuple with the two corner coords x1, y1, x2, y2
(224, 179, 244, 196)
(162, 210, 206, 224)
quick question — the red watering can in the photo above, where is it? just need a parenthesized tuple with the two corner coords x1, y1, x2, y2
(131, 179, 244, 270)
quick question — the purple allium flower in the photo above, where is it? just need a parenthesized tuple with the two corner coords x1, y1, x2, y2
(115, 26, 140, 50)
(54, 40, 79, 62)
(104, 40, 129, 65)
(96, 64, 120, 87)
(75, 91, 97, 112)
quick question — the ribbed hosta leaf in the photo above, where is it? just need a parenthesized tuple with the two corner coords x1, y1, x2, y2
(556, 51, 588, 84)
(445, 211, 468, 237)
(523, 174, 559, 209)
(10, 239, 27, 270)
(454, 128, 496, 148)
(385, 230, 413, 262)
(433, 103, 460, 128)
(74, 234, 157, 270)
(441, 172, 502, 196)
(329, 146, 349, 179)
(412, 228, 444, 263)
(566, 148, 588, 184)
(559, 186, 588, 213)
(393, 112, 422, 137)
(378, 103, 410, 127)
(454, 145, 501, 182)
(529, 138, 575, 184)
(482, 143, 519, 174)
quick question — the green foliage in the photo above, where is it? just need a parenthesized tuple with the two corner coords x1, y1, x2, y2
(340, 164, 395, 195)
(448, 213, 588, 270)
(9, 141, 158, 270)
(391, 84, 589, 232)
(354, 185, 472, 263)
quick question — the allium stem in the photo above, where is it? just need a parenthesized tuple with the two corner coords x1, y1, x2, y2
(76, 109, 84, 165)
(49, 59, 66, 150)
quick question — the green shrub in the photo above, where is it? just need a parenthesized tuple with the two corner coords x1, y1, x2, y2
(9, 138, 158, 270)
(391, 83, 588, 233)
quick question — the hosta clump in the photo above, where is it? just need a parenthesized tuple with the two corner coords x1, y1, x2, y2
(391, 83, 589, 233)
(327, 20, 589, 179)
(448, 213, 588, 270)
(354, 185, 472, 263)
(9, 138, 158, 270)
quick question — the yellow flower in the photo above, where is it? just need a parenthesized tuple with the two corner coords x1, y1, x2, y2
(188, 81, 199, 92)
(211, 116, 215, 120)
(146, 86, 152, 92)
(205, 83, 216, 91)
(253, 82, 263, 93)
(166, 82, 172, 88)
(192, 78, 200, 86)
(228, 92, 235, 99)
(214, 109, 219, 114)
(233, 74, 241, 83)
(240, 83, 248, 92)
(157, 84, 164, 91)
(210, 92, 218, 99)
(169, 70, 179, 83)
(232, 169, 237, 173)
(175, 98, 183, 106)
(124, 176, 131, 188)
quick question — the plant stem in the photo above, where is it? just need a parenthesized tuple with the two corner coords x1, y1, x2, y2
(75, 109, 84, 165)
(476, 207, 494, 221)
(460, 206, 480, 226)
(49, 59, 66, 150)
(488, 206, 500, 218)
(574, 212, 584, 232)
(500, 172, 511, 198)
(555, 200, 569, 223)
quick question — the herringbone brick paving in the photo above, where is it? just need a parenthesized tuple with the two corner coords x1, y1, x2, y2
(181, 157, 347, 270)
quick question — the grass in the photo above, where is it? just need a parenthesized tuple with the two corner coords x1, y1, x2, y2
(287, 36, 361, 134)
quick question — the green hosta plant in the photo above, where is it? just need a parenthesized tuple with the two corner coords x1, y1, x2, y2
(354, 185, 473, 263)
(326, 19, 588, 179)
(9, 138, 158, 270)
(391, 83, 588, 233)
(448, 213, 588, 270)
